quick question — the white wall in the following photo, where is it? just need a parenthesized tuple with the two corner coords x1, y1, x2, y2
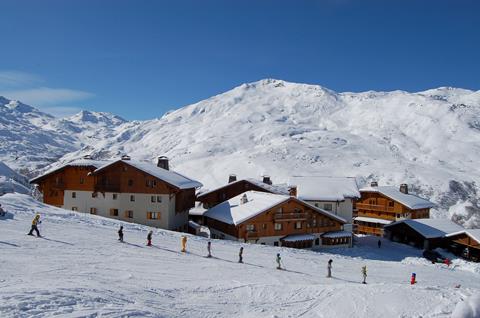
(63, 190, 187, 230)
(307, 199, 354, 231)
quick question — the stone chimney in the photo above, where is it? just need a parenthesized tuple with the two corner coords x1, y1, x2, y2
(288, 185, 297, 197)
(262, 175, 272, 185)
(400, 184, 408, 194)
(121, 154, 131, 160)
(157, 156, 169, 170)
(228, 174, 237, 183)
(370, 181, 378, 187)
(240, 193, 248, 204)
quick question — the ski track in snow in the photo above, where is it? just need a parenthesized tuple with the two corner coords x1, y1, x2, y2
(1, 193, 480, 317)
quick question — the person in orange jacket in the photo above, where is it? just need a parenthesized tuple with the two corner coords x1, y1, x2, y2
(27, 214, 41, 237)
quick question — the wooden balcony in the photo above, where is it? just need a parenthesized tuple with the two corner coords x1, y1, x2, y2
(274, 212, 308, 221)
(357, 211, 395, 221)
(356, 225, 384, 236)
(245, 230, 259, 238)
(356, 203, 395, 213)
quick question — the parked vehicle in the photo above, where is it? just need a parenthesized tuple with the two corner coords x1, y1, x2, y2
(423, 250, 446, 263)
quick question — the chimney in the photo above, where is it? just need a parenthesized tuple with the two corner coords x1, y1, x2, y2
(400, 184, 408, 194)
(262, 175, 272, 185)
(121, 154, 131, 160)
(240, 193, 248, 204)
(228, 174, 237, 183)
(83, 154, 93, 160)
(370, 181, 378, 187)
(288, 185, 297, 197)
(157, 156, 169, 170)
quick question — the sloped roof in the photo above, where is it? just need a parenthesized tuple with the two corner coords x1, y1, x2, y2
(93, 159, 202, 190)
(289, 176, 360, 201)
(384, 218, 464, 239)
(281, 234, 316, 242)
(30, 159, 109, 183)
(203, 191, 346, 226)
(321, 231, 352, 238)
(360, 186, 434, 210)
(197, 178, 289, 198)
(446, 229, 480, 243)
(354, 216, 392, 225)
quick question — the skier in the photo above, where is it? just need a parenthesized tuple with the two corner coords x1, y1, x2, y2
(0, 204, 5, 217)
(238, 247, 244, 263)
(118, 226, 124, 242)
(377, 240, 382, 248)
(207, 241, 212, 258)
(362, 266, 367, 284)
(146, 230, 153, 246)
(27, 213, 41, 237)
(327, 259, 333, 278)
(276, 253, 282, 270)
(181, 235, 187, 252)
(444, 258, 451, 267)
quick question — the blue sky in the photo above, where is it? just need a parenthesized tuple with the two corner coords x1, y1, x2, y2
(0, 0, 479, 119)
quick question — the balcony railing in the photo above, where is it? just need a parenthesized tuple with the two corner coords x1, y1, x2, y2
(274, 212, 308, 220)
(245, 230, 259, 238)
(356, 203, 395, 212)
(356, 225, 384, 236)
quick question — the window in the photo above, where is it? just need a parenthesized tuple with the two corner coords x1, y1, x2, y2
(274, 223, 282, 231)
(130, 195, 135, 202)
(315, 238, 320, 245)
(128, 179, 133, 187)
(112, 193, 118, 200)
(110, 209, 119, 216)
(122, 166, 127, 172)
(72, 192, 76, 198)
(274, 242, 279, 246)
(151, 196, 155, 203)
(79, 177, 84, 184)
(147, 212, 161, 220)
(246, 224, 255, 231)
(92, 192, 97, 198)
(262, 223, 267, 230)
(389, 201, 394, 207)
(72, 207, 78, 211)
(156, 196, 162, 203)
(312, 217, 317, 227)
(315, 203, 320, 207)
(324, 203, 333, 211)
(125, 210, 133, 218)
(294, 221, 302, 229)
(90, 208, 97, 215)
(277, 208, 283, 213)
(153, 180, 157, 187)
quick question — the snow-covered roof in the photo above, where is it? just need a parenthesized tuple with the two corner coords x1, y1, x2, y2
(197, 178, 289, 198)
(289, 176, 360, 201)
(189, 202, 207, 216)
(280, 234, 316, 242)
(203, 191, 346, 226)
(384, 218, 464, 239)
(188, 220, 202, 230)
(93, 159, 202, 190)
(321, 231, 353, 238)
(446, 229, 480, 243)
(354, 216, 392, 225)
(360, 186, 434, 210)
(30, 159, 110, 183)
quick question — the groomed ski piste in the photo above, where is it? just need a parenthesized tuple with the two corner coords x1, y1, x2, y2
(1, 193, 479, 318)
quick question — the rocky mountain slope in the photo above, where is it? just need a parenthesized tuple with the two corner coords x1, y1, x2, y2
(1, 79, 480, 226)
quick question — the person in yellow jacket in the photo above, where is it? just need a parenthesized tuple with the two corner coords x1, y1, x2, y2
(28, 214, 41, 237)
(181, 235, 187, 252)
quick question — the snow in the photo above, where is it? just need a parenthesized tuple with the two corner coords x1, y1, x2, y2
(1, 193, 479, 317)
(281, 234, 316, 242)
(203, 191, 288, 225)
(93, 159, 203, 190)
(360, 186, 435, 210)
(289, 176, 360, 201)
(0, 161, 30, 195)
(451, 293, 480, 318)
(321, 231, 353, 239)
(197, 178, 289, 198)
(30, 158, 110, 183)
(354, 216, 392, 225)
(385, 218, 464, 239)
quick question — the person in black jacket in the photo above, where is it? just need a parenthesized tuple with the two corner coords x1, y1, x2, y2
(147, 230, 153, 246)
(118, 226, 124, 242)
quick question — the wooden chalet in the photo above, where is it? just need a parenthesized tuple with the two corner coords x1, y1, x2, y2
(383, 218, 463, 250)
(445, 230, 480, 262)
(354, 183, 434, 236)
(30, 155, 202, 231)
(196, 175, 290, 209)
(203, 190, 350, 249)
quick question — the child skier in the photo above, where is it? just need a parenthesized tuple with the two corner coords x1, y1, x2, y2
(362, 266, 367, 284)
(181, 235, 187, 252)
(27, 213, 41, 237)
(207, 241, 212, 257)
(276, 253, 282, 270)
(327, 259, 333, 278)
(118, 226, 124, 242)
(147, 230, 153, 246)
(238, 247, 244, 263)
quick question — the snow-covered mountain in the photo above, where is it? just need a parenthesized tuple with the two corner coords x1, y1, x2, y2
(1, 79, 480, 226)
(0, 161, 30, 195)
(0, 97, 131, 175)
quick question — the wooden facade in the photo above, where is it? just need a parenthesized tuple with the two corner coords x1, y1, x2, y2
(204, 197, 344, 248)
(447, 232, 480, 262)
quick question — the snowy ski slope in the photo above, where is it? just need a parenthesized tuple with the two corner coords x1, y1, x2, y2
(1, 193, 479, 317)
